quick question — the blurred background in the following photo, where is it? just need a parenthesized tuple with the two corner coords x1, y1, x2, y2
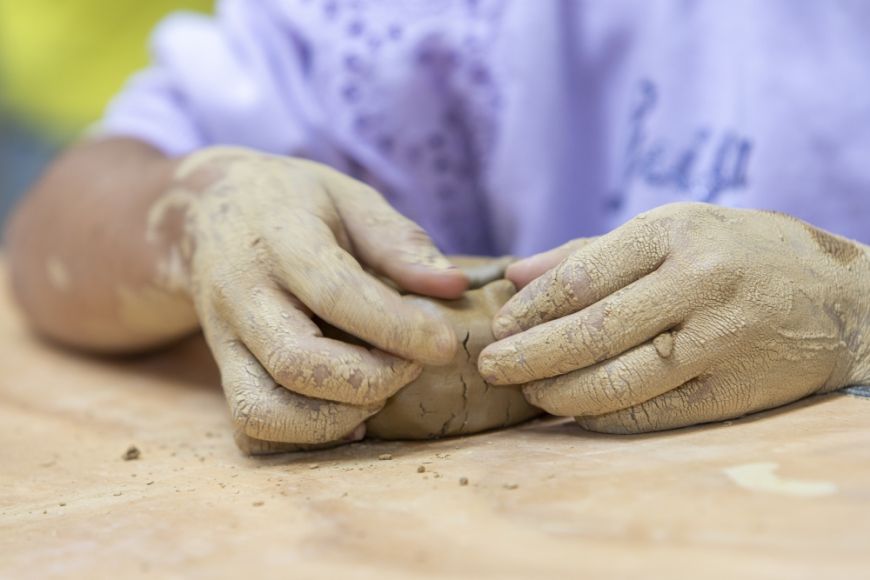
(0, 0, 212, 233)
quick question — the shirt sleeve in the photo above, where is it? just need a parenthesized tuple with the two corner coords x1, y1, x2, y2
(99, 1, 316, 157)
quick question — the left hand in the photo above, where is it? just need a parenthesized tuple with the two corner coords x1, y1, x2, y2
(478, 202, 870, 433)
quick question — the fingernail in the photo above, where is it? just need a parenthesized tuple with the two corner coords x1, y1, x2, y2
(492, 314, 518, 340)
(404, 250, 455, 271)
(476, 350, 499, 383)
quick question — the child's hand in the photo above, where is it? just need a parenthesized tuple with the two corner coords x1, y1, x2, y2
(479, 202, 870, 433)
(157, 148, 468, 451)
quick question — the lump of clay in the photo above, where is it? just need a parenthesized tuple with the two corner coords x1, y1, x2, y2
(365, 263, 542, 440)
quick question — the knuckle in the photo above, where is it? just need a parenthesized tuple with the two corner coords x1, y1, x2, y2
(575, 322, 612, 364)
(209, 277, 236, 310)
(232, 387, 308, 444)
(689, 254, 745, 296)
(557, 258, 589, 305)
(230, 388, 269, 439)
(554, 337, 596, 376)
(587, 362, 632, 411)
(225, 376, 291, 441)
(695, 252, 731, 277)
(264, 344, 302, 386)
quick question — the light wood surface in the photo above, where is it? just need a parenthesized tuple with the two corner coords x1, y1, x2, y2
(1, 265, 869, 579)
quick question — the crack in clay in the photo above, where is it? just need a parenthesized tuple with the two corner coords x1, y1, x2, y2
(364, 276, 542, 440)
(461, 331, 472, 360)
(459, 374, 470, 431)
(439, 412, 458, 437)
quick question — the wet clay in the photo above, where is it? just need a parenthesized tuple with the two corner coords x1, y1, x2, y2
(366, 275, 541, 439)
(318, 258, 541, 440)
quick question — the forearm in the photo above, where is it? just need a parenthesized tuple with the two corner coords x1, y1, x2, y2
(4, 137, 197, 353)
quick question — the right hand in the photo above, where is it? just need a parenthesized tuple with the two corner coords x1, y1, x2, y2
(155, 147, 468, 453)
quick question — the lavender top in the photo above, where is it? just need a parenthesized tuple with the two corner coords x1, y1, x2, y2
(102, 0, 870, 255)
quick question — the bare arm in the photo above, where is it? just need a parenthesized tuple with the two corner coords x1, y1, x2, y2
(5, 138, 195, 353)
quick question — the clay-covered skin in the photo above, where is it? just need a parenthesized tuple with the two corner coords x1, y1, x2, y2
(366, 278, 542, 439)
(480, 202, 870, 435)
(147, 148, 474, 454)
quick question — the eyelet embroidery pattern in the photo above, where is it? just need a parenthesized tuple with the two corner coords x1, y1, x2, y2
(294, 0, 509, 254)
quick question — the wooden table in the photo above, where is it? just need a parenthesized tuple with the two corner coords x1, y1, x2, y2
(1, 265, 868, 579)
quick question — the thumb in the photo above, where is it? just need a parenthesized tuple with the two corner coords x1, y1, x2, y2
(324, 171, 469, 299)
(505, 238, 595, 288)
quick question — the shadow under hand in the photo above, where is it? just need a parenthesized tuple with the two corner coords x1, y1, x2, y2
(105, 332, 222, 394)
(517, 390, 866, 443)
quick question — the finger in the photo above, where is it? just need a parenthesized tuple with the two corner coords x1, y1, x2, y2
(479, 267, 687, 385)
(574, 372, 747, 434)
(315, 162, 469, 299)
(505, 238, 595, 289)
(219, 281, 423, 405)
(577, 346, 831, 434)
(233, 424, 366, 456)
(201, 311, 378, 445)
(233, 431, 307, 455)
(493, 216, 670, 339)
(519, 325, 714, 417)
(266, 220, 458, 365)
(461, 256, 514, 289)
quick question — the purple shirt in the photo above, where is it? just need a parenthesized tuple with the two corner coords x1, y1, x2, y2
(102, 0, 870, 255)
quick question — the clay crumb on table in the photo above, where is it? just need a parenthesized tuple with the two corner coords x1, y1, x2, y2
(122, 445, 140, 461)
